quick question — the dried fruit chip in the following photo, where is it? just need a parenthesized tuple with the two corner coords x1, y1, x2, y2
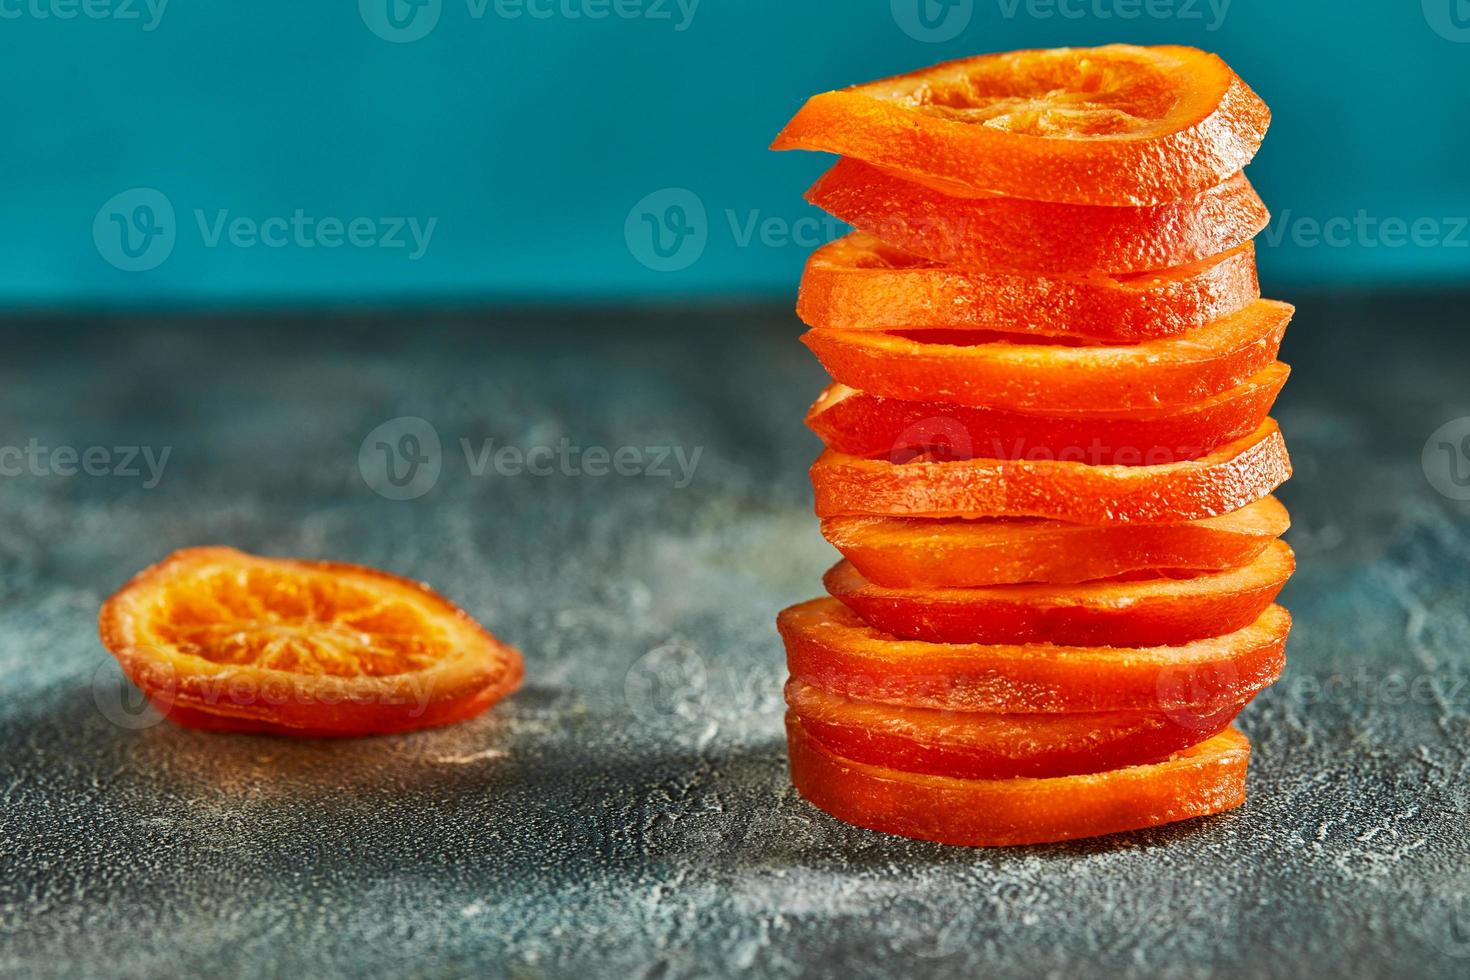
(825, 539, 1294, 647)
(786, 678, 1247, 781)
(778, 597, 1288, 714)
(798, 233, 1260, 342)
(806, 159, 1268, 275)
(811, 419, 1291, 524)
(787, 714, 1251, 847)
(802, 299, 1292, 415)
(772, 44, 1270, 206)
(99, 547, 524, 737)
(821, 496, 1290, 589)
(805, 363, 1289, 465)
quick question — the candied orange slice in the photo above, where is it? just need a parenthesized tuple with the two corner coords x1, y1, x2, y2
(778, 597, 1288, 714)
(772, 45, 1270, 207)
(822, 496, 1290, 589)
(825, 539, 1293, 647)
(811, 419, 1290, 524)
(803, 299, 1291, 415)
(787, 714, 1251, 847)
(786, 679, 1247, 781)
(806, 363, 1288, 465)
(99, 547, 524, 737)
(806, 159, 1268, 275)
(798, 233, 1259, 342)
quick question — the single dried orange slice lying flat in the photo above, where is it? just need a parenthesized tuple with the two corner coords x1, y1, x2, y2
(822, 496, 1290, 589)
(805, 363, 1288, 466)
(806, 159, 1269, 275)
(772, 44, 1270, 206)
(786, 679, 1247, 781)
(99, 547, 524, 737)
(779, 597, 1288, 715)
(811, 419, 1291, 524)
(802, 299, 1292, 415)
(787, 714, 1250, 847)
(798, 233, 1260, 343)
(824, 539, 1294, 647)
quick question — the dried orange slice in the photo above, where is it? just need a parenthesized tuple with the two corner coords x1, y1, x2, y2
(811, 419, 1291, 524)
(98, 547, 524, 737)
(798, 233, 1259, 342)
(806, 363, 1288, 465)
(824, 539, 1294, 647)
(786, 679, 1247, 781)
(772, 45, 1270, 206)
(787, 714, 1250, 847)
(779, 597, 1288, 715)
(822, 496, 1290, 589)
(806, 159, 1268, 275)
(802, 299, 1292, 415)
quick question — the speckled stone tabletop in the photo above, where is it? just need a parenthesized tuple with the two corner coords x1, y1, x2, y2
(2, 295, 1468, 979)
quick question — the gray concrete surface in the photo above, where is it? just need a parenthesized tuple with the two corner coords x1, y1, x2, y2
(1, 296, 1467, 978)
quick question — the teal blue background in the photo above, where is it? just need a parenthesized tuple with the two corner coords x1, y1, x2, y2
(2, 0, 1467, 308)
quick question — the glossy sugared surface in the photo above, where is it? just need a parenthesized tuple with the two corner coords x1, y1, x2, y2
(772, 44, 1270, 206)
(823, 540, 1294, 646)
(811, 419, 1291, 523)
(805, 363, 1288, 464)
(801, 300, 1292, 414)
(799, 233, 1260, 342)
(779, 597, 1288, 714)
(821, 496, 1291, 588)
(787, 714, 1251, 847)
(806, 159, 1269, 274)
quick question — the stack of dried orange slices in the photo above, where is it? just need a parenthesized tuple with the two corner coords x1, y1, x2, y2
(772, 45, 1294, 846)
